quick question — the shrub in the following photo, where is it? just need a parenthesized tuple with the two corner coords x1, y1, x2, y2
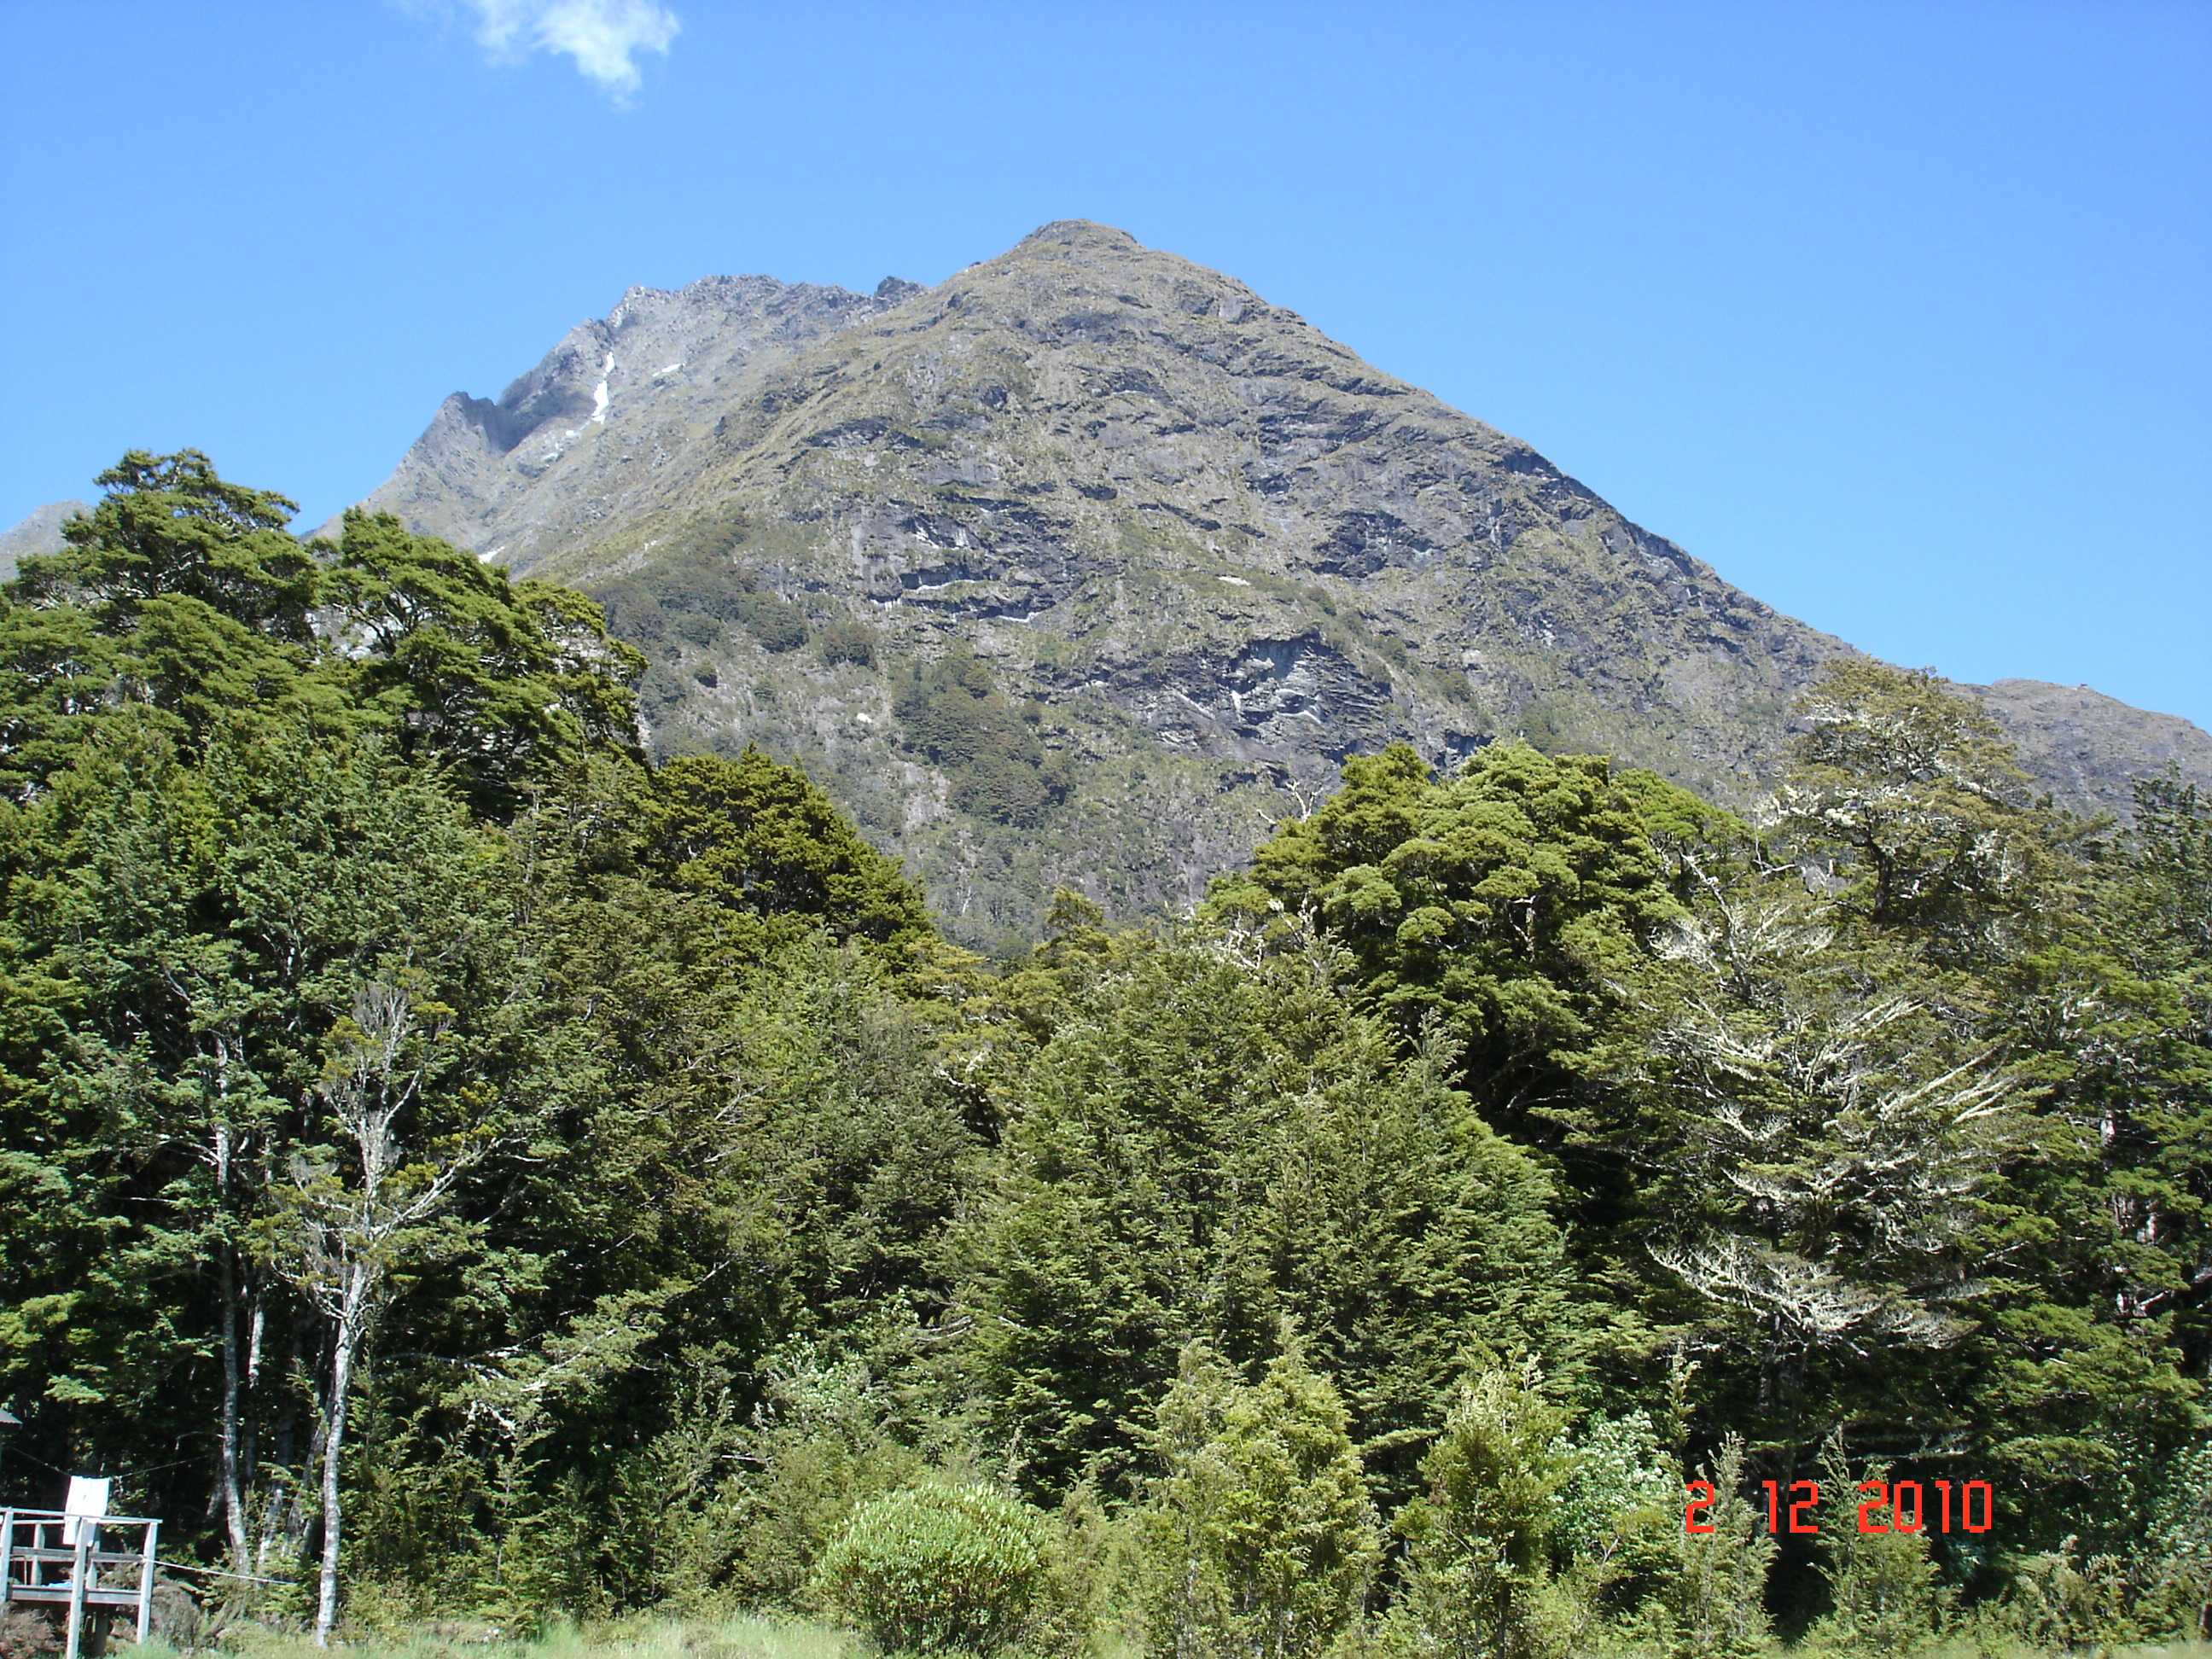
(0, 1607, 57, 1659)
(892, 647, 1068, 826)
(1132, 1336, 1382, 1659)
(727, 1353, 931, 1608)
(1628, 1435, 1775, 1658)
(734, 591, 808, 652)
(673, 611, 722, 647)
(818, 619, 878, 667)
(2145, 1433, 2212, 1638)
(1994, 1540, 2145, 1650)
(1547, 1408, 1677, 1587)
(1802, 1439, 1953, 1654)
(1387, 1362, 1580, 1659)
(811, 1482, 1051, 1654)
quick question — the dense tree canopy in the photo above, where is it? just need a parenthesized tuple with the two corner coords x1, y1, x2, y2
(1, 454, 2205, 1654)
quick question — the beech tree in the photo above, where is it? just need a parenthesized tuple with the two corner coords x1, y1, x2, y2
(1607, 880, 2023, 1441)
(4, 451, 2203, 1647)
(952, 929, 1576, 1504)
(1207, 740, 1680, 1128)
(1778, 661, 2063, 963)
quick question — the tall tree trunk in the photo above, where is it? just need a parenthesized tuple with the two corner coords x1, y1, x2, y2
(242, 1291, 265, 1528)
(211, 1045, 253, 1575)
(218, 1237, 252, 1575)
(314, 1266, 370, 1648)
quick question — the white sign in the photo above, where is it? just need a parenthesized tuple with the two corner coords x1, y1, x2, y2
(63, 1475, 110, 1545)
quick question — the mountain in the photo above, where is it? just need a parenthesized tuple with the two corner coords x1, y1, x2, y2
(0, 499, 90, 582)
(345, 221, 2212, 946)
(330, 275, 923, 560)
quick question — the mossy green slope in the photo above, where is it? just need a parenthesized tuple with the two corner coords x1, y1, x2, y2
(350, 221, 2209, 947)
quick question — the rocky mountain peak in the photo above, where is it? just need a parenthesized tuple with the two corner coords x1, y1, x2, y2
(334, 224, 2210, 945)
(1013, 218, 1147, 253)
(0, 499, 91, 582)
(335, 270, 913, 556)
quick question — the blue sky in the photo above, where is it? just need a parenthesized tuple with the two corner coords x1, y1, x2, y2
(3, 1, 2207, 725)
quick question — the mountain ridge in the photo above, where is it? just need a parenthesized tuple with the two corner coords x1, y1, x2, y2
(0, 499, 90, 583)
(146, 222, 2212, 939)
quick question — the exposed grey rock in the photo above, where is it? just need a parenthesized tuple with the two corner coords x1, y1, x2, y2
(339, 221, 2210, 945)
(329, 275, 914, 558)
(1971, 678, 2212, 812)
(0, 499, 90, 582)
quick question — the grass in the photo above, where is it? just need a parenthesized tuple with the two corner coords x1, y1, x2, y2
(108, 1620, 2212, 1659)
(141, 1615, 861, 1659)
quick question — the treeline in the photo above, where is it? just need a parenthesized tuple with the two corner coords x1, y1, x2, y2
(0, 453, 2205, 1656)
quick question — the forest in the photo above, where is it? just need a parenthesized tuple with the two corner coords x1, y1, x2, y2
(1, 452, 2206, 1657)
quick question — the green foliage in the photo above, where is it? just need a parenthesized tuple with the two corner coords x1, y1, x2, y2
(953, 929, 1575, 1503)
(1385, 1364, 1580, 1659)
(2147, 1433, 2212, 1639)
(894, 645, 1069, 827)
(1, 449, 2200, 1651)
(1634, 1437, 1774, 1658)
(1208, 740, 1679, 1122)
(589, 509, 806, 656)
(1936, 772, 2209, 1528)
(815, 618, 878, 667)
(1546, 1409, 1679, 1597)
(725, 1353, 931, 1610)
(1989, 1540, 2152, 1652)
(1132, 1336, 1382, 1659)
(643, 746, 934, 958)
(0, 451, 343, 795)
(735, 590, 810, 653)
(595, 1384, 752, 1615)
(1780, 661, 2063, 961)
(328, 509, 646, 813)
(811, 1483, 1052, 1654)
(17, 447, 317, 637)
(1804, 1441, 1953, 1653)
(1593, 874, 2026, 1447)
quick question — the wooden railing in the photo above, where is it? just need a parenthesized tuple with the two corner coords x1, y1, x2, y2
(1, 1508, 161, 1654)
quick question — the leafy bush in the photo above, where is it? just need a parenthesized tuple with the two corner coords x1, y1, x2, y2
(1546, 1408, 1677, 1583)
(893, 646, 1068, 826)
(673, 611, 722, 647)
(1803, 1441, 1953, 1654)
(734, 590, 808, 652)
(594, 520, 806, 654)
(1386, 1363, 1580, 1659)
(1991, 1540, 2146, 1651)
(811, 1483, 1051, 1654)
(2145, 1433, 2212, 1638)
(818, 619, 878, 667)
(1132, 1336, 1382, 1659)
(1627, 1435, 1774, 1658)
(727, 1353, 931, 1609)
(598, 1383, 750, 1615)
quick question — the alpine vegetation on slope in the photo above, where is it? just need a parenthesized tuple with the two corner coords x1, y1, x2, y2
(3, 452, 2207, 1654)
(344, 222, 2212, 946)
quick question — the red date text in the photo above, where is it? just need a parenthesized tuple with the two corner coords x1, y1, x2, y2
(1683, 1478, 1992, 1534)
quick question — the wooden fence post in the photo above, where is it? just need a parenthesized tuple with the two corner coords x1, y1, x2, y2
(62, 1525, 90, 1659)
(136, 1519, 160, 1642)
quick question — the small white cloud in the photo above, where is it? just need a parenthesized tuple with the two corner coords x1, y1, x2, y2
(450, 0, 681, 102)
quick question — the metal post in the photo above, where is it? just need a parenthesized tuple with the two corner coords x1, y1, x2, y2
(136, 1519, 160, 1643)
(63, 1527, 90, 1659)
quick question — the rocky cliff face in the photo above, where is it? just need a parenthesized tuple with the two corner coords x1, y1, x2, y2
(331, 274, 922, 556)
(0, 500, 90, 583)
(346, 221, 2211, 945)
